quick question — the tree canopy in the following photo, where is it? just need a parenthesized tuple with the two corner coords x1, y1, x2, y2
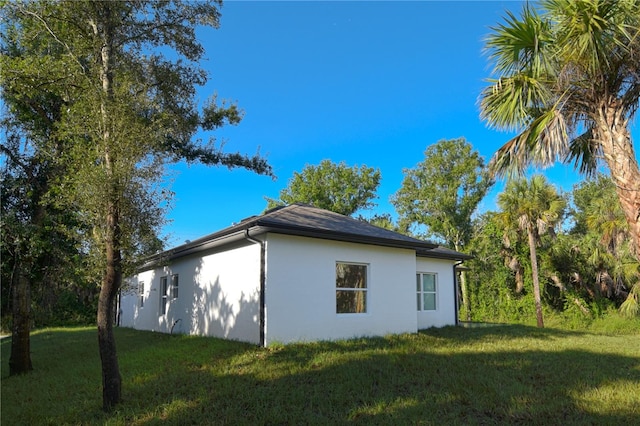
(392, 138, 493, 250)
(266, 159, 381, 216)
(480, 0, 640, 258)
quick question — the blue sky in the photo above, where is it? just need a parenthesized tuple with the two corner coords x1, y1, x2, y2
(163, 1, 638, 246)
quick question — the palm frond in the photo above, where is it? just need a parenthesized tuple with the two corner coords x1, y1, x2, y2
(545, 0, 640, 78)
(619, 282, 640, 318)
(497, 175, 566, 248)
(485, 5, 555, 78)
(480, 74, 552, 131)
(566, 129, 601, 176)
(529, 109, 570, 164)
(488, 108, 569, 178)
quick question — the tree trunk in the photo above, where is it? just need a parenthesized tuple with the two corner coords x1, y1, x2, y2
(9, 174, 49, 375)
(97, 303, 120, 410)
(454, 242, 471, 321)
(97, 216, 122, 411)
(597, 108, 640, 260)
(505, 255, 525, 293)
(550, 275, 591, 316)
(527, 225, 544, 328)
(9, 253, 33, 375)
(459, 270, 471, 321)
(93, 2, 121, 411)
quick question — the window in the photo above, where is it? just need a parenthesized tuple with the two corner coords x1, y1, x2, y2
(160, 276, 168, 315)
(138, 282, 144, 308)
(159, 275, 177, 315)
(171, 274, 179, 299)
(417, 273, 437, 311)
(336, 262, 367, 314)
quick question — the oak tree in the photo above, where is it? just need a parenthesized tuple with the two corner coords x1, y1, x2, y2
(2, 0, 272, 410)
(1, 10, 85, 375)
(267, 159, 381, 216)
(392, 138, 493, 319)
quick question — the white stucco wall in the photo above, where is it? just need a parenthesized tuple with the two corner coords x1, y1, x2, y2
(120, 231, 461, 346)
(120, 240, 261, 344)
(416, 256, 458, 329)
(263, 233, 419, 345)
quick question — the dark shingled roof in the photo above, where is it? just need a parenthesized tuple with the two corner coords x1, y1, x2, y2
(251, 203, 437, 248)
(152, 203, 470, 263)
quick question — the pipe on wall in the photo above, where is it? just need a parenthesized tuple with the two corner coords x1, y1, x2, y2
(244, 229, 266, 347)
(453, 261, 464, 326)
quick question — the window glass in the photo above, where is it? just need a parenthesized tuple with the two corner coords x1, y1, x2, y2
(336, 263, 367, 314)
(416, 273, 437, 311)
(160, 276, 168, 315)
(138, 282, 144, 308)
(336, 263, 366, 288)
(336, 290, 367, 313)
(171, 274, 179, 299)
(423, 274, 436, 292)
(423, 292, 436, 310)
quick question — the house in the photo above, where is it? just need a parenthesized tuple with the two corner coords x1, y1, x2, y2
(119, 203, 471, 346)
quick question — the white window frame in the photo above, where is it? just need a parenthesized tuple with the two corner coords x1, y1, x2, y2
(159, 276, 168, 315)
(170, 274, 179, 299)
(336, 262, 368, 314)
(417, 272, 437, 311)
(138, 282, 145, 308)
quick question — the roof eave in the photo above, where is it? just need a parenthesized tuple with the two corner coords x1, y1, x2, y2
(138, 212, 450, 270)
(140, 228, 252, 269)
(416, 249, 473, 261)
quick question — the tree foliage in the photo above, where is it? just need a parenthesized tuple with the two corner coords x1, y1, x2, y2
(466, 211, 531, 321)
(392, 138, 492, 321)
(497, 175, 566, 327)
(480, 0, 640, 258)
(356, 213, 404, 232)
(266, 159, 380, 216)
(467, 173, 639, 325)
(1, 0, 272, 410)
(0, 10, 93, 374)
(566, 175, 639, 314)
(392, 138, 493, 250)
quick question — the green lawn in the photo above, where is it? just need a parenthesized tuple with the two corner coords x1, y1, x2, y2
(2, 324, 639, 425)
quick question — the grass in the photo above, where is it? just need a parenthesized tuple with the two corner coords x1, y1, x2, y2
(2, 324, 639, 425)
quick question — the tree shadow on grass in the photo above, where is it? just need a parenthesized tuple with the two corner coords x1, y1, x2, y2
(117, 328, 639, 425)
(3, 326, 638, 425)
(423, 323, 591, 341)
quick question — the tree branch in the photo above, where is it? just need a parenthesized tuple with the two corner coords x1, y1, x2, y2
(16, 5, 88, 76)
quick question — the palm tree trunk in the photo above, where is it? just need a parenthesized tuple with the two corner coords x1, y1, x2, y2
(505, 255, 525, 293)
(527, 226, 544, 328)
(597, 109, 640, 259)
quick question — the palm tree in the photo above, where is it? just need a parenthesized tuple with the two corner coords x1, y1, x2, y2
(480, 0, 640, 259)
(580, 179, 640, 303)
(498, 175, 566, 327)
